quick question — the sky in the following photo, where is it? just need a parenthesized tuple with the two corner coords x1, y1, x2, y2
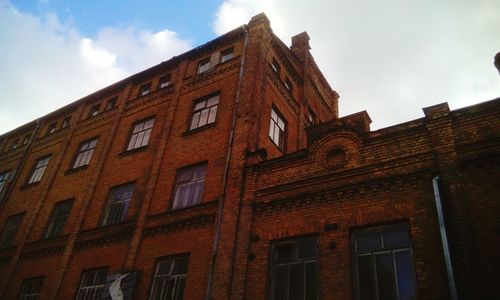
(1, 0, 499, 135)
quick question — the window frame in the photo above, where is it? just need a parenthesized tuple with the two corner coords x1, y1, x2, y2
(271, 58, 281, 74)
(27, 155, 51, 185)
(44, 199, 73, 239)
(352, 223, 417, 300)
(148, 254, 190, 300)
(11, 139, 19, 150)
(22, 134, 31, 146)
(88, 104, 101, 118)
(189, 93, 220, 131)
(18, 276, 44, 300)
(268, 236, 319, 300)
(171, 163, 207, 210)
(101, 182, 135, 226)
(47, 122, 57, 135)
(0, 213, 24, 248)
(138, 82, 152, 97)
(61, 116, 71, 129)
(220, 47, 234, 63)
(75, 267, 108, 300)
(158, 74, 171, 89)
(125, 117, 155, 152)
(71, 137, 99, 170)
(284, 77, 293, 93)
(105, 97, 117, 111)
(269, 107, 287, 151)
(197, 57, 211, 74)
(0, 170, 11, 194)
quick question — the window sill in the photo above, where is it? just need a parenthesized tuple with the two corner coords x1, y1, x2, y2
(182, 123, 216, 137)
(119, 145, 149, 157)
(64, 165, 89, 175)
(20, 181, 41, 190)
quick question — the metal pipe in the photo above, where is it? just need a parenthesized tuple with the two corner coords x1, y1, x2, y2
(432, 176, 458, 300)
(206, 24, 249, 300)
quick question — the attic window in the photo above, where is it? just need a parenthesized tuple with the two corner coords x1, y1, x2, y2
(106, 97, 117, 110)
(220, 47, 234, 63)
(271, 58, 280, 74)
(61, 116, 71, 129)
(47, 122, 57, 135)
(158, 74, 171, 89)
(89, 104, 100, 118)
(138, 83, 152, 97)
(284, 77, 293, 92)
(198, 58, 211, 74)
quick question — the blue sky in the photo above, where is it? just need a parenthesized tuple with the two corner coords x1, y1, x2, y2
(1, 0, 500, 135)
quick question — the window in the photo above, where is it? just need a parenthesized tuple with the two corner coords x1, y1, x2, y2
(106, 97, 117, 111)
(0, 170, 10, 194)
(353, 224, 417, 300)
(11, 139, 19, 150)
(47, 122, 57, 135)
(271, 58, 280, 74)
(44, 200, 73, 239)
(18, 277, 43, 300)
(61, 117, 71, 129)
(72, 138, 98, 169)
(138, 83, 152, 97)
(197, 58, 211, 74)
(189, 94, 219, 130)
(27, 156, 51, 184)
(306, 109, 316, 127)
(0, 213, 23, 248)
(269, 237, 318, 300)
(76, 268, 107, 300)
(102, 183, 134, 226)
(269, 108, 286, 150)
(22, 134, 31, 145)
(126, 118, 155, 151)
(172, 164, 206, 210)
(158, 74, 171, 89)
(89, 104, 100, 118)
(149, 255, 189, 300)
(220, 47, 234, 63)
(284, 77, 293, 92)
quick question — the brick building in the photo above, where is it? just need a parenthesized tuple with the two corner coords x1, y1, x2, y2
(0, 13, 499, 300)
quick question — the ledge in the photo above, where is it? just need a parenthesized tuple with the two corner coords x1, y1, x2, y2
(19, 181, 41, 190)
(118, 145, 149, 157)
(64, 164, 89, 175)
(182, 123, 217, 137)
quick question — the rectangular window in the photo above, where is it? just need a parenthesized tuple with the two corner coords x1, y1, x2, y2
(269, 108, 286, 151)
(22, 134, 31, 146)
(0, 213, 23, 248)
(44, 200, 73, 239)
(106, 97, 117, 111)
(138, 83, 152, 97)
(126, 118, 155, 151)
(270, 237, 318, 300)
(306, 109, 316, 127)
(189, 94, 219, 130)
(172, 164, 206, 210)
(102, 183, 134, 226)
(27, 156, 51, 184)
(76, 268, 107, 300)
(0, 170, 10, 194)
(271, 58, 280, 74)
(89, 104, 100, 118)
(220, 47, 234, 63)
(197, 58, 211, 74)
(61, 116, 71, 129)
(353, 224, 417, 300)
(72, 137, 98, 169)
(18, 277, 44, 300)
(11, 139, 19, 150)
(158, 74, 171, 89)
(47, 122, 57, 135)
(149, 255, 189, 300)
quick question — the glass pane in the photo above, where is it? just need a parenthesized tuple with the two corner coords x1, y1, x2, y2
(383, 227, 410, 249)
(305, 262, 318, 300)
(207, 106, 217, 124)
(175, 278, 186, 300)
(356, 231, 381, 252)
(207, 95, 219, 106)
(269, 121, 275, 139)
(357, 255, 375, 300)
(273, 265, 288, 300)
(375, 252, 396, 300)
(194, 100, 206, 111)
(191, 112, 200, 130)
(158, 260, 173, 275)
(199, 109, 209, 127)
(395, 250, 416, 300)
(274, 243, 295, 262)
(289, 263, 302, 300)
(278, 118, 285, 130)
(174, 257, 189, 274)
(297, 238, 317, 259)
(271, 109, 278, 121)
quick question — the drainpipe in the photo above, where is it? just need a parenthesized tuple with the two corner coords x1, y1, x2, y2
(206, 24, 249, 300)
(432, 176, 458, 300)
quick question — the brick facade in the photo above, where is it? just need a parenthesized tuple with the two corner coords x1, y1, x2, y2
(0, 13, 498, 300)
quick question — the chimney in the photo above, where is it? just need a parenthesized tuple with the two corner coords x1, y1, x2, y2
(291, 32, 311, 61)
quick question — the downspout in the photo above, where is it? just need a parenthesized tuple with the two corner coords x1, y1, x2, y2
(432, 176, 458, 300)
(206, 25, 249, 300)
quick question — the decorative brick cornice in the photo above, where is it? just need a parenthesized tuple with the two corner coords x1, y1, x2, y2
(183, 58, 240, 91)
(20, 246, 65, 260)
(267, 68, 299, 114)
(124, 86, 174, 114)
(143, 214, 215, 238)
(0, 146, 26, 163)
(253, 171, 433, 216)
(74, 109, 118, 134)
(75, 222, 135, 251)
(31, 128, 70, 152)
(270, 39, 302, 85)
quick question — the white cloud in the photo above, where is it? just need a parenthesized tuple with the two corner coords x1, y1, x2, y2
(0, 3, 192, 135)
(213, 0, 500, 129)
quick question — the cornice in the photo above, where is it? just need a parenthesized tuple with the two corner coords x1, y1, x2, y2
(0, 146, 26, 164)
(182, 58, 241, 91)
(74, 109, 118, 135)
(31, 127, 70, 152)
(75, 221, 135, 251)
(267, 68, 300, 115)
(143, 213, 215, 238)
(124, 86, 174, 114)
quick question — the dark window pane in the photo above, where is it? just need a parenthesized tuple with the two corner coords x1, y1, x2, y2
(357, 255, 375, 300)
(289, 263, 303, 300)
(273, 265, 288, 300)
(305, 262, 318, 300)
(297, 238, 317, 259)
(395, 250, 416, 300)
(356, 231, 381, 252)
(274, 243, 295, 263)
(383, 227, 410, 249)
(375, 252, 396, 300)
